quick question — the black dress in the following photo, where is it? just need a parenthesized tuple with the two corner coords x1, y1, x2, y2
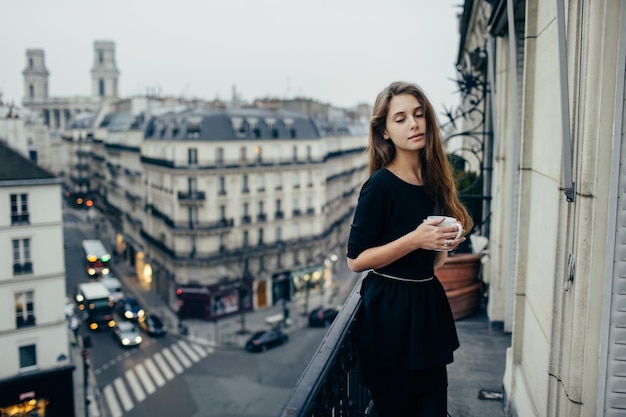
(347, 168, 459, 371)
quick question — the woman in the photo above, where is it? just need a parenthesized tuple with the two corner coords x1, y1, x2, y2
(346, 81, 473, 416)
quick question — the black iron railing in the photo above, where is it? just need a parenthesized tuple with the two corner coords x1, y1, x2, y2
(278, 274, 377, 417)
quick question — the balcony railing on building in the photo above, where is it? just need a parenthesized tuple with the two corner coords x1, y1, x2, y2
(279, 275, 376, 417)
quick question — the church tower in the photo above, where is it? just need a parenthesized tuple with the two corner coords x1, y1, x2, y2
(91, 40, 119, 99)
(22, 49, 49, 103)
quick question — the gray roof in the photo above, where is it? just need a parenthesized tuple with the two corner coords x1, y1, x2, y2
(66, 112, 96, 129)
(0, 141, 55, 182)
(144, 107, 321, 141)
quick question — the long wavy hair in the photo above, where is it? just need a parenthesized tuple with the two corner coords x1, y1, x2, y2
(368, 81, 473, 232)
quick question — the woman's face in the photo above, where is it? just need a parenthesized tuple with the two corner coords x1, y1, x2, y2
(383, 93, 426, 153)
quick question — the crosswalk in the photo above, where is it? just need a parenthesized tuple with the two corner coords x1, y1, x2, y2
(100, 339, 214, 417)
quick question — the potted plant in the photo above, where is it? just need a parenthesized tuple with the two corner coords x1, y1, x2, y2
(435, 155, 485, 320)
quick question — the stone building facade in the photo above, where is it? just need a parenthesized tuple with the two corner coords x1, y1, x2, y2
(455, 1, 626, 416)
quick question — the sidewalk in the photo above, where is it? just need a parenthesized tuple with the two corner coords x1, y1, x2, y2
(109, 257, 359, 349)
(110, 256, 510, 416)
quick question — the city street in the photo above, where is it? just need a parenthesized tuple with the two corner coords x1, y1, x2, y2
(63, 206, 331, 417)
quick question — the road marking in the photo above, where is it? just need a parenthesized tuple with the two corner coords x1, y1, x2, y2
(103, 384, 123, 417)
(162, 347, 184, 374)
(154, 352, 176, 380)
(171, 344, 192, 368)
(144, 357, 166, 387)
(178, 340, 201, 361)
(135, 363, 157, 395)
(113, 377, 134, 412)
(125, 368, 146, 402)
(190, 342, 210, 357)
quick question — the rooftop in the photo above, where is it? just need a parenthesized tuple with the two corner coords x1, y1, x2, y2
(0, 141, 55, 182)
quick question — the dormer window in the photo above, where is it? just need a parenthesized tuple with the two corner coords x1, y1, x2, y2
(284, 118, 295, 138)
(187, 116, 202, 138)
(265, 117, 278, 138)
(231, 117, 245, 138)
(247, 117, 260, 138)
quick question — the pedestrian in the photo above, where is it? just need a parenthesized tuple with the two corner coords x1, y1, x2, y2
(346, 81, 473, 416)
(69, 315, 80, 344)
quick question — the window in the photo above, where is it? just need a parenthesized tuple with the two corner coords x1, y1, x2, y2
(293, 198, 301, 216)
(29, 57, 33, 68)
(216, 147, 224, 166)
(275, 199, 283, 219)
(292, 145, 298, 162)
(188, 177, 197, 193)
(307, 170, 314, 187)
(292, 171, 300, 189)
(257, 201, 266, 222)
(307, 196, 314, 215)
(188, 207, 198, 227)
(240, 147, 247, 164)
(190, 236, 197, 258)
(274, 172, 282, 190)
(187, 116, 202, 138)
(11, 194, 29, 225)
(218, 176, 226, 195)
(29, 84, 34, 99)
(254, 146, 262, 164)
(219, 233, 227, 252)
(219, 205, 226, 221)
(242, 174, 249, 193)
(188, 148, 198, 165)
(19, 344, 37, 369)
(257, 174, 265, 192)
(306, 145, 312, 162)
(13, 238, 32, 275)
(276, 226, 282, 242)
(243, 230, 249, 247)
(16, 291, 35, 328)
(258, 228, 264, 245)
(242, 203, 251, 224)
(98, 50, 104, 63)
(99, 79, 105, 97)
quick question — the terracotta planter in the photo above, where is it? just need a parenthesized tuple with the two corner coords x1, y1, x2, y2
(435, 253, 482, 320)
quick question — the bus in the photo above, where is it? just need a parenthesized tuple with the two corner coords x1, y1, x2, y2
(82, 239, 111, 278)
(75, 282, 116, 330)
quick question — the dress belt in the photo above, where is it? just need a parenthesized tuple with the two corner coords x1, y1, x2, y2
(372, 270, 434, 283)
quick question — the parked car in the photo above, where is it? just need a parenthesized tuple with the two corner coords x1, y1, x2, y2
(113, 321, 142, 347)
(245, 329, 288, 352)
(308, 306, 340, 327)
(137, 313, 167, 337)
(116, 297, 145, 321)
(101, 275, 125, 302)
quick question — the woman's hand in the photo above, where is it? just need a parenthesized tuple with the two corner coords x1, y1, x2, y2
(412, 217, 466, 252)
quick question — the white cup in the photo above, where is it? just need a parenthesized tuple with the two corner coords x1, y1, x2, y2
(427, 215, 463, 240)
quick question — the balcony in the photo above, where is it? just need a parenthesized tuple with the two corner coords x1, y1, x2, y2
(279, 276, 375, 417)
(11, 213, 30, 225)
(13, 262, 33, 275)
(16, 315, 36, 329)
(177, 191, 206, 203)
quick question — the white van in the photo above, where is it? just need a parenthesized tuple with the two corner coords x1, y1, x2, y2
(101, 276, 125, 302)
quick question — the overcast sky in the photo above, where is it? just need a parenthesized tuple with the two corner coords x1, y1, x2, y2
(1, 0, 463, 111)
